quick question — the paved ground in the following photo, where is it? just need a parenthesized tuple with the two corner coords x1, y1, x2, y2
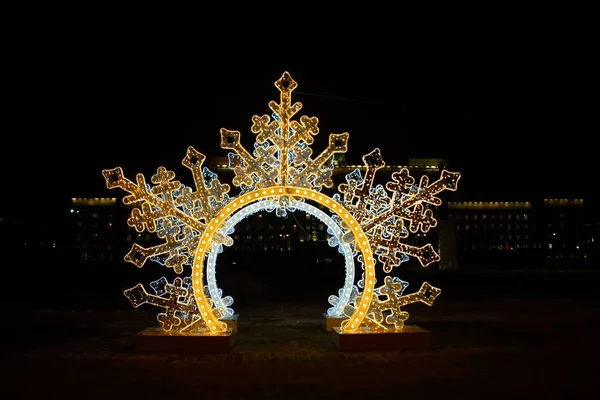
(5, 296, 600, 399)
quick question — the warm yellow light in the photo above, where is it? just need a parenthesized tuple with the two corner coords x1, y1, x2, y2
(188, 186, 375, 333)
(103, 71, 459, 336)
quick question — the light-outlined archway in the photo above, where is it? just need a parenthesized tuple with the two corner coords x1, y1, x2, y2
(191, 186, 375, 333)
(103, 71, 460, 338)
(205, 197, 356, 319)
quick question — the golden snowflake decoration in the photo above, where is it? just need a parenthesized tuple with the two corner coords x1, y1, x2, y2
(103, 71, 460, 334)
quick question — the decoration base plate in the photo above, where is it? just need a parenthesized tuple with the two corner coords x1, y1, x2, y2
(323, 313, 347, 331)
(134, 327, 232, 353)
(223, 314, 239, 333)
(332, 325, 431, 351)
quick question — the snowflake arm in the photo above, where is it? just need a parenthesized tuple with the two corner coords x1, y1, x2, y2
(124, 278, 197, 330)
(219, 71, 351, 192)
(342, 277, 441, 331)
(336, 148, 460, 271)
(182, 146, 231, 223)
(124, 232, 199, 274)
(361, 168, 460, 233)
(220, 129, 278, 188)
(103, 167, 205, 233)
(338, 148, 386, 221)
(102, 151, 233, 271)
(289, 132, 349, 188)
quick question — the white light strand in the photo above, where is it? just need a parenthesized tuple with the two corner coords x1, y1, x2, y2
(205, 198, 356, 317)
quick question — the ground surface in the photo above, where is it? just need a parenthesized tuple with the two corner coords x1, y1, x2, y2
(5, 270, 600, 398)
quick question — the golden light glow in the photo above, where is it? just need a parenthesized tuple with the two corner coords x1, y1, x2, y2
(544, 198, 584, 207)
(221, 71, 348, 192)
(71, 197, 117, 206)
(336, 149, 460, 272)
(103, 71, 459, 337)
(342, 277, 441, 331)
(102, 147, 233, 274)
(448, 201, 531, 209)
(123, 277, 211, 332)
(188, 187, 375, 333)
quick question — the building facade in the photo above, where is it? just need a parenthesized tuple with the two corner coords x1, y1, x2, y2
(448, 198, 592, 267)
(69, 158, 597, 270)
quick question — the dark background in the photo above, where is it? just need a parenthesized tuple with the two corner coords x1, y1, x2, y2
(2, 7, 598, 310)
(3, 10, 597, 219)
(3, 10, 600, 399)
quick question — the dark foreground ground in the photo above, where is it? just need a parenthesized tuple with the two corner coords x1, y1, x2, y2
(5, 270, 600, 399)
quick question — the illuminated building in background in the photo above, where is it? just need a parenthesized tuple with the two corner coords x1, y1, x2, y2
(71, 158, 451, 265)
(69, 198, 119, 262)
(100, 71, 460, 335)
(70, 193, 596, 269)
(541, 199, 586, 261)
(448, 198, 593, 267)
(582, 221, 599, 262)
(205, 156, 450, 257)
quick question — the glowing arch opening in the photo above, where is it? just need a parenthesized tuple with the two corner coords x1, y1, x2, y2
(192, 186, 376, 333)
(206, 198, 357, 318)
(104, 71, 457, 338)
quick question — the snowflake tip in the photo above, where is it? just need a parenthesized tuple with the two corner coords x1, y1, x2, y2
(102, 167, 124, 188)
(363, 148, 385, 168)
(441, 170, 461, 191)
(182, 146, 206, 168)
(275, 71, 298, 92)
(220, 128, 241, 148)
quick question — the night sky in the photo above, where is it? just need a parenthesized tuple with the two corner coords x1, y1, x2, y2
(3, 17, 596, 218)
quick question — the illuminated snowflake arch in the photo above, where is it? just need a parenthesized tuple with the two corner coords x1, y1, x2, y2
(102, 72, 460, 334)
